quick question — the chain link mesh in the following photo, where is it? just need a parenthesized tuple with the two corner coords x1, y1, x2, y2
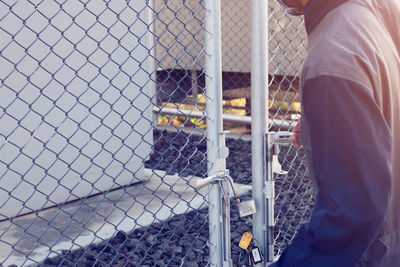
(268, 1, 315, 257)
(0, 0, 214, 266)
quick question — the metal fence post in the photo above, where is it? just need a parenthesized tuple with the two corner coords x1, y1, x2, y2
(251, 0, 269, 265)
(205, 0, 228, 266)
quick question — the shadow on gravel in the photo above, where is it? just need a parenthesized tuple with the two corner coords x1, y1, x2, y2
(43, 200, 255, 267)
(42, 129, 314, 266)
(145, 129, 253, 184)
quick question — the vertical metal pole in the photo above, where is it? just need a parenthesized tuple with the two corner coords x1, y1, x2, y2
(251, 0, 269, 265)
(191, 70, 199, 99)
(266, 135, 275, 262)
(205, 0, 226, 266)
(147, 0, 156, 145)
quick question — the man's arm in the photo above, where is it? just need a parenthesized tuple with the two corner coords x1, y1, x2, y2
(271, 75, 392, 266)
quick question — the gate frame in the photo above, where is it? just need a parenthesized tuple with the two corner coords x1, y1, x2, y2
(204, 0, 232, 266)
(251, 0, 270, 265)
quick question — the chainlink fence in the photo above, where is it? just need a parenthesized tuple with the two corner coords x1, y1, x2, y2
(267, 1, 315, 258)
(0, 0, 314, 266)
(0, 0, 214, 266)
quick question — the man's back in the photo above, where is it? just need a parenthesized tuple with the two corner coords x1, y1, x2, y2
(270, 0, 400, 266)
(302, 0, 400, 265)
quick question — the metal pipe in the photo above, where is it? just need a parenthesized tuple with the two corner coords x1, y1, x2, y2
(152, 106, 295, 130)
(204, 0, 226, 265)
(148, 0, 156, 155)
(251, 0, 269, 265)
(266, 134, 275, 262)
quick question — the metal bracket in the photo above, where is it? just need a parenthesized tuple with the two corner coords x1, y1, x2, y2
(218, 130, 230, 159)
(264, 180, 275, 200)
(266, 131, 293, 175)
(264, 131, 293, 261)
(272, 131, 294, 146)
(194, 171, 235, 203)
(194, 170, 256, 217)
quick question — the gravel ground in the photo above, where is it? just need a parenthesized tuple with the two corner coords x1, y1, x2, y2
(42, 129, 314, 266)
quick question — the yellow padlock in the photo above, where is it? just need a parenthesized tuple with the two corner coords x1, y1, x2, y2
(239, 231, 253, 250)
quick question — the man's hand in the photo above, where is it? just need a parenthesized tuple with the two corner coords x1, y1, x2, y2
(289, 121, 301, 148)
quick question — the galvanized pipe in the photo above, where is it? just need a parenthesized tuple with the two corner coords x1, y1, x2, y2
(148, 0, 157, 150)
(251, 0, 269, 265)
(204, 0, 227, 265)
(152, 106, 295, 130)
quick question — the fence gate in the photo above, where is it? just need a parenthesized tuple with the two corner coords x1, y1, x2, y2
(242, 0, 315, 265)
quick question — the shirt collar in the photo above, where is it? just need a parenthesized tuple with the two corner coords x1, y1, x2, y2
(304, 0, 349, 35)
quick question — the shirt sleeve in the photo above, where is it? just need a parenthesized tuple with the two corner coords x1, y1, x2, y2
(270, 75, 392, 267)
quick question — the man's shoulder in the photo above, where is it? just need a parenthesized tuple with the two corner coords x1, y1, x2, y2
(302, 1, 383, 88)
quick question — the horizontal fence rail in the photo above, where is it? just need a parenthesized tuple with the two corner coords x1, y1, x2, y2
(153, 106, 294, 129)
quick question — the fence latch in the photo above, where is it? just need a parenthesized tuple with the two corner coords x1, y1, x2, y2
(194, 170, 256, 218)
(264, 131, 293, 199)
(269, 131, 293, 175)
(265, 131, 293, 263)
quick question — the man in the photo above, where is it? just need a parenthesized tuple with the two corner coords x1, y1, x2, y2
(271, 0, 400, 266)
